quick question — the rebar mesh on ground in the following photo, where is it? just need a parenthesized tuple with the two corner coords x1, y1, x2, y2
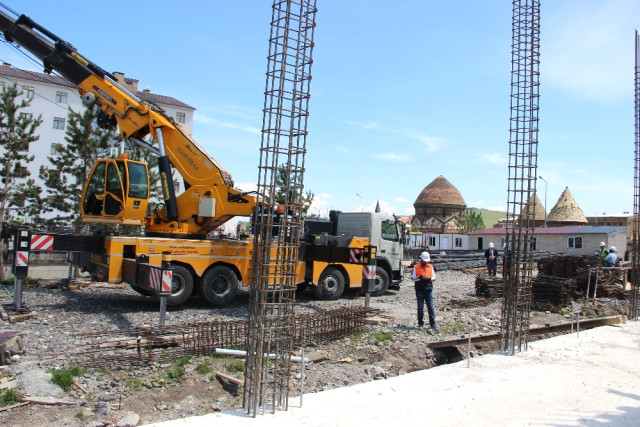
(631, 30, 640, 321)
(70, 306, 374, 369)
(501, 0, 540, 355)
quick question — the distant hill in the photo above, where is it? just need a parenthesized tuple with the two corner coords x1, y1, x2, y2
(468, 208, 507, 229)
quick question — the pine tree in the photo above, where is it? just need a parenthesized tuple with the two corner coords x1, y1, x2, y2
(274, 163, 314, 215)
(39, 105, 115, 229)
(0, 83, 42, 279)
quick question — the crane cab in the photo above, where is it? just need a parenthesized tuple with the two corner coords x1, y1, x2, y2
(80, 157, 150, 225)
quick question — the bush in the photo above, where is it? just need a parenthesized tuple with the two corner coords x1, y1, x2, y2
(373, 331, 393, 342)
(196, 363, 212, 375)
(0, 389, 21, 406)
(49, 366, 86, 391)
(225, 360, 245, 374)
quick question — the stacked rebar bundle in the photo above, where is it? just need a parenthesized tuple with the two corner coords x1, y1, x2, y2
(501, 0, 541, 355)
(631, 30, 640, 321)
(244, 0, 317, 416)
(475, 275, 506, 298)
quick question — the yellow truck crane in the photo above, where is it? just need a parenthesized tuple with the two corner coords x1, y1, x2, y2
(0, 11, 404, 305)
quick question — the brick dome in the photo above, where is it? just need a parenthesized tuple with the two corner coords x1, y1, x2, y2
(414, 175, 466, 207)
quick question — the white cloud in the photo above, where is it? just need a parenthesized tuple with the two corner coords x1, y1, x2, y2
(346, 120, 381, 130)
(481, 153, 507, 165)
(543, 0, 639, 99)
(375, 153, 411, 162)
(404, 131, 441, 151)
(394, 196, 408, 203)
(195, 113, 261, 134)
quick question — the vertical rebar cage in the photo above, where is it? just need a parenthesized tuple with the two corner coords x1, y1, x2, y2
(244, 0, 317, 417)
(501, 0, 541, 354)
(630, 30, 640, 321)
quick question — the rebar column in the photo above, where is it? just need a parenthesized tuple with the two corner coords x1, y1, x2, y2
(243, 0, 317, 417)
(630, 30, 640, 321)
(500, 0, 540, 354)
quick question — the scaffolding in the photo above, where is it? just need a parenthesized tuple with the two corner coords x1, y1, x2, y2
(630, 30, 640, 321)
(501, 0, 540, 354)
(243, 0, 317, 417)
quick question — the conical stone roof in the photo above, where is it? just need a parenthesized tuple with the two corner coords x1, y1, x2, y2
(414, 175, 466, 207)
(519, 193, 546, 221)
(547, 187, 587, 223)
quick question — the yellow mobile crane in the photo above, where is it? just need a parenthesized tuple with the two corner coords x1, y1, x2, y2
(0, 11, 404, 305)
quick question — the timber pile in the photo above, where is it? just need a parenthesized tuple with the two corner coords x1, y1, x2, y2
(474, 275, 505, 298)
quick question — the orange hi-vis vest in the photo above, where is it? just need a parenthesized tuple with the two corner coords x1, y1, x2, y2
(415, 262, 434, 279)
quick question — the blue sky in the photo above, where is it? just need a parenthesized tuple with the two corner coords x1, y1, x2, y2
(2, 0, 639, 221)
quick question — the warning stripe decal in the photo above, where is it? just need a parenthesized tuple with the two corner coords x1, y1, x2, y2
(31, 234, 54, 251)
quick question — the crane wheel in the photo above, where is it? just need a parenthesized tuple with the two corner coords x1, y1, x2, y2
(165, 265, 194, 305)
(314, 267, 345, 300)
(199, 265, 238, 306)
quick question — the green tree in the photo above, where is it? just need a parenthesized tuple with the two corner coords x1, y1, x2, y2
(274, 163, 314, 215)
(0, 83, 42, 278)
(39, 105, 115, 230)
(458, 209, 486, 233)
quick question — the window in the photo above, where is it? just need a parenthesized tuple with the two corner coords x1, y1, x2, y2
(50, 143, 63, 155)
(55, 91, 68, 104)
(381, 220, 399, 242)
(19, 112, 32, 120)
(176, 112, 186, 123)
(454, 237, 463, 248)
(428, 236, 436, 247)
(499, 237, 506, 248)
(567, 236, 583, 249)
(22, 85, 34, 99)
(53, 117, 65, 130)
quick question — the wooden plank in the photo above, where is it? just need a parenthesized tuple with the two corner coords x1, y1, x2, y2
(215, 371, 244, 386)
(0, 402, 29, 412)
(427, 315, 627, 349)
(21, 396, 76, 406)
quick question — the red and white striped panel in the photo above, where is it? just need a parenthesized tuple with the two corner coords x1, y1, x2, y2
(161, 270, 173, 293)
(15, 251, 29, 267)
(31, 234, 54, 251)
(349, 248, 364, 264)
(362, 265, 375, 280)
(149, 266, 161, 291)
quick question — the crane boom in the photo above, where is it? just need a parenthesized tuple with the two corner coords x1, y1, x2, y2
(0, 12, 256, 236)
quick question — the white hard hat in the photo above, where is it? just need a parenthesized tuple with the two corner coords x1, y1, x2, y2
(609, 246, 617, 252)
(419, 251, 431, 262)
(600, 242, 606, 247)
(489, 242, 494, 248)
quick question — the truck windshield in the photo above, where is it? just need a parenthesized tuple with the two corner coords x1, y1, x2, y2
(381, 219, 399, 242)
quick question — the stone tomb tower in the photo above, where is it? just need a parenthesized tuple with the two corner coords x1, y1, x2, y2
(412, 175, 466, 233)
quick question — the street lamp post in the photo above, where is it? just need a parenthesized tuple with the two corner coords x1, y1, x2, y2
(538, 175, 547, 228)
(356, 193, 363, 212)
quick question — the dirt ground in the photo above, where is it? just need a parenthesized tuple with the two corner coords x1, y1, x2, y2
(0, 268, 630, 426)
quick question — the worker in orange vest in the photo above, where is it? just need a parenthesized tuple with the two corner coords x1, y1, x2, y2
(411, 251, 438, 332)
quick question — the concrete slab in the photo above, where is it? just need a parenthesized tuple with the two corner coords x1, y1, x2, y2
(144, 320, 640, 427)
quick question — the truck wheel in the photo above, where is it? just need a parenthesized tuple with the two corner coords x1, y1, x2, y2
(371, 267, 390, 296)
(166, 265, 194, 305)
(314, 267, 345, 300)
(199, 265, 238, 306)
